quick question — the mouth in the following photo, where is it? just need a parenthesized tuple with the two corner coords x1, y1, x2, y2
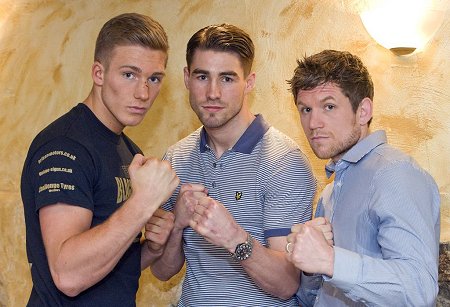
(128, 106, 148, 115)
(310, 135, 328, 142)
(202, 105, 223, 113)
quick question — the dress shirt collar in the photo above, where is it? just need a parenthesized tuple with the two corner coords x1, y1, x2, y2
(325, 130, 387, 178)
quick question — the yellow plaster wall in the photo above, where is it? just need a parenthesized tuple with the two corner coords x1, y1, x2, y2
(0, 0, 448, 306)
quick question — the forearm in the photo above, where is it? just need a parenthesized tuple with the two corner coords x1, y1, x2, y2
(140, 240, 164, 270)
(329, 247, 438, 306)
(240, 240, 300, 299)
(49, 197, 151, 296)
(150, 227, 186, 281)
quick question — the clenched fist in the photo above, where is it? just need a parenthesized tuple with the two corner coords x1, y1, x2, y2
(286, 217, 334, 276)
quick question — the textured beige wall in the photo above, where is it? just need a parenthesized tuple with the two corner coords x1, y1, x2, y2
(0, 0, 449, 306)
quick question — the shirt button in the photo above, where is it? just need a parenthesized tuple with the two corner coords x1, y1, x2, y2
(213, 162, 217, 168)
(212, 182, 216, 188)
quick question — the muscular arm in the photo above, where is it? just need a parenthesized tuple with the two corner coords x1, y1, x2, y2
(41, 197, 148, 296)
(141, 209, 175, 270)
(240, 236, 300, 299)
(150, 184, 208, 281)
(191, 197, 300, 299)
(40, 155, 179, 297)
(149, 223, 186, 280)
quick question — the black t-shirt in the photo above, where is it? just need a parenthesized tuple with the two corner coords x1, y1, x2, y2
(21, 103, 142, 306)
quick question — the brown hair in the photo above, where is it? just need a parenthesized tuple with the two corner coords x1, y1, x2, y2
(94, 13, 169, 68)
(186, 24, 254, 76)
(288, 50, 374, 113)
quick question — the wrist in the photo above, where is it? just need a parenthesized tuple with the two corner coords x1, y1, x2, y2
(229, 232, 254, 261)
(325, 246, 335, 277)
(227, 229, 248, 253)
(145, 240, 164, 255)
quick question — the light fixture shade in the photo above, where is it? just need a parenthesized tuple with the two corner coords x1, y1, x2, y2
(360, 0, 448, 55)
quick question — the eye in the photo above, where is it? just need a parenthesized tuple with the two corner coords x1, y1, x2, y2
(123, 72, 135, 80)
(196, 75, 207, 81)
(299, 106, 311, 114)
(148, 76, 162, 84)
(222, 76, 234, 82)
(325, 104, 335, 111)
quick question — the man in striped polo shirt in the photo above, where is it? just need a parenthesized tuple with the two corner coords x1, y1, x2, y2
(149, 24, 316, 306)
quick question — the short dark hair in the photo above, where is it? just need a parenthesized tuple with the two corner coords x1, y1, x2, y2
(288, 50, 374, 113)
(186, 24, 254, 76)
(94, 13, 169, 68)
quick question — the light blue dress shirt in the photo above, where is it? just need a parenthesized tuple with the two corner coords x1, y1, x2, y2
(297, 130, 440, 307)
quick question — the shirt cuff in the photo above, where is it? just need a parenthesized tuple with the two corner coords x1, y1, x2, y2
(324, 246, 361, 292)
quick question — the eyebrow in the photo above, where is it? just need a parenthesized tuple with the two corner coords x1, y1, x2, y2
(319, 95, 335, 103)
(121, 65, 142, 73)
(191, 68, 238, 77)
(120, 65, 165, 77)
(296, 95, 335, 106)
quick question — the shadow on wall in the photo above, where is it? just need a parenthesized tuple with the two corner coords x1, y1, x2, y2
(0, 275, 7, 307)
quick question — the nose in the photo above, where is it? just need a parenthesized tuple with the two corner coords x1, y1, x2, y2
(134, 80, 150, 100)
(308, 109, 323, 130)
(206, 80, 221, 100)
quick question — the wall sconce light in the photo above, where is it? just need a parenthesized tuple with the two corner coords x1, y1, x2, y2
(359, 0, 448, 56)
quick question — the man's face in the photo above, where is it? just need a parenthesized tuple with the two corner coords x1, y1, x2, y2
(296, 83, 362, 162)
(184, 49, 253, 130)
(93, 45, 167, 134)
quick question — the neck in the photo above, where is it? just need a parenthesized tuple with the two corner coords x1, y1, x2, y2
(206, 111, 255, 159)
(83, 87, 123, 135)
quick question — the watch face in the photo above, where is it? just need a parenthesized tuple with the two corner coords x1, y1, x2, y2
(231, 234, 254, 261)
(235, 242, 252, 261)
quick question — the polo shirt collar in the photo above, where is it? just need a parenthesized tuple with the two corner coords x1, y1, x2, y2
(199, 114, 270, 154)
(325, 130, 387, 178)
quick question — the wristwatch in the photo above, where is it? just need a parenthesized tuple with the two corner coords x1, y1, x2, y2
(230, 233, 253, 261)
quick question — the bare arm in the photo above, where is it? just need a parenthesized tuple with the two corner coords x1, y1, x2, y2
(141, 208, 175, 270)
(190, 196, 300, 299)
(40, 155, 179, 297)
(150, 184, 208, 280)
(240, 236, 300, 299)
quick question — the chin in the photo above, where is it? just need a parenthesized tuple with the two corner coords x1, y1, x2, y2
(312, 149, 332, 160)
(126, 119, 144, 127)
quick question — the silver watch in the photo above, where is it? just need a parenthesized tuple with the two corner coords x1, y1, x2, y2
(230, 233, 253, 261)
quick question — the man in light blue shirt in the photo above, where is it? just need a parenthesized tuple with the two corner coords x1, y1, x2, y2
(286, 50, 440, 306)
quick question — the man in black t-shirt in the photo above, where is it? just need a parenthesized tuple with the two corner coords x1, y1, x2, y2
(21, 13, 179, 306)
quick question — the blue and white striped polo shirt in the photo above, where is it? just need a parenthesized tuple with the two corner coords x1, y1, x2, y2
(164, 114, 316, 306)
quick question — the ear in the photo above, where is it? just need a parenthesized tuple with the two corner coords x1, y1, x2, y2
(183, 67, 190, 90)
(92, 61, 105, 86)
(358, 97, 373, 126)
(244, 72, 256, 94)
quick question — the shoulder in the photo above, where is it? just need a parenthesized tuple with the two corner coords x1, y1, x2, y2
(25, 107, 98, 170)
(369, 144, 432, 180)
(262, 127, 300, 151)
(260, 127, 312, 168)
(165, 128, 201, 157)
(28, 105, 91, 153)
(365, 144, 439, 199)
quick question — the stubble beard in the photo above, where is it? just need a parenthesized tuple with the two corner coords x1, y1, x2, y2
(195, 102, 242, 130)
(310, 125, 361, 161)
